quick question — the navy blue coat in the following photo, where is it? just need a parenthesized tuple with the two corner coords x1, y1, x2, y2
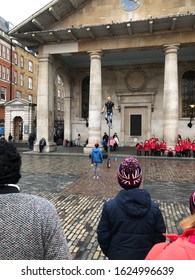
(97, 188, 166, 260)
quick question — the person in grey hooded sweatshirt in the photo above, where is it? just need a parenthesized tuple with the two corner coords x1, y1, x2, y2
(97, 156, 166, 260)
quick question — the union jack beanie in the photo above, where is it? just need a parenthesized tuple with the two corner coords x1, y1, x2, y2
(189, 191, 195, 214)
(117, 157, 142, 189)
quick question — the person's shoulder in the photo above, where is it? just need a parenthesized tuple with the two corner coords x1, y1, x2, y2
(20, 193, 56, 210)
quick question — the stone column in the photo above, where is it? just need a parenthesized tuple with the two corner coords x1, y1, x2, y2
(84, 51, 103, 154)
(34, 53, 56, 152)
(64, 96, 72, 141)
(163, 44, 180, 147)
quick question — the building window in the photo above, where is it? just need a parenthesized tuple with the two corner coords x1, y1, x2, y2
(14, 52, 18, 64)
(2, 66, 6, 79)
(14, 71, 18, 84)
(2, 46, 5, 58)
(0, 87, 6, 101)
(58, 89, 61, 97)
(28, 77, 33, 89)
(182, 70, 195, 118)
(20, 74, 24, 86)
(28, 60, 33, 72)
(28, 94, 33, 102)
(130, 115, 142, 136)
(6, 48, 10, 61)
(16, 91, 21, 99)
(82, 76, 89, 118)
(20, 56, 24, 68)
(6, 67, 10, 81)
(57, 74, 61, 84)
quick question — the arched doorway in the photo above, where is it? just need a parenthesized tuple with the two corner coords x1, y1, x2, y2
(14, 117, 23, 141)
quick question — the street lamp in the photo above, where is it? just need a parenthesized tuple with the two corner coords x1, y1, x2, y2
(187, 104, 195, 128)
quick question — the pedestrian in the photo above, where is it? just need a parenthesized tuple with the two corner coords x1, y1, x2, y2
(101, 96, 118, 128)
(0, 141, 71, 260)
(167, 148, 173, 157)
(102, 132, 108, 152)
(189, 191, 195, 215)
(191, 140, 195, 158)
(91, 143, 103, 180)
(97, 156, 166, 260)
(0, 135, 6, 143)
(136, 142, 143, 156)
(160, 140, 167, 156)
(113, 132, 119, 151)
(143, 139, 150, 156)
(74, 133, 81, 146)
(8, 133, 13, 143)
(145, 191, 195, 260)
(28, 133, 35, 150)
(39, 137, 46, 153)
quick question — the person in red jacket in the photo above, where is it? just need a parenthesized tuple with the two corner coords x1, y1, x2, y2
(143, 140, 150, 156)
(145, 191, 195, 260)
(192, 140, 195, 158)
(160, 140, 166, 156)
(150, 138, 156, 156)
(175, 143, 182, 157)
(136, 142, 143, 156)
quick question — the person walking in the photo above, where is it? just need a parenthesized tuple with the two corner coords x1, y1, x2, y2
(97, 156, 166, 260)
(8, 133, 13, 143)
(91, 143, 103, 180)
(145, 191, 195, 260)
(28, 133, 35, 150)
(0, 141, 71, 260)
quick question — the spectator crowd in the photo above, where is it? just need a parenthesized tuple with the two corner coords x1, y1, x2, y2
(136, 134, 195, 158)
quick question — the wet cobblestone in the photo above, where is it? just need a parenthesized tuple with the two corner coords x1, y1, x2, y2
(18, 150, 195, 260)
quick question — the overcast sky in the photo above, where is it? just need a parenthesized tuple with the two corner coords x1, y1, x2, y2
(0, 0, 52, 26)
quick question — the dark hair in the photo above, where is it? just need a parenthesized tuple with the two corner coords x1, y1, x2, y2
(0, 141, 21, 185)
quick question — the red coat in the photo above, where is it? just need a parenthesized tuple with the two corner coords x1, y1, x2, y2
(192, 142, 195, 151)
(175, 144, 181, 152)
(160, 141, 166, 150)
(143, 141, 150, 151)
(145, 228, 195, 260)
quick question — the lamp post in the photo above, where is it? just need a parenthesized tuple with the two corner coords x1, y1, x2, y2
(187, 104, 195, 128)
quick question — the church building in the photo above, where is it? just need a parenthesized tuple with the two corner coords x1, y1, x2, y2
(9, 0, 195, 152)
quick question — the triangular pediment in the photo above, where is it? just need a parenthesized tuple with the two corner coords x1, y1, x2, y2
(5, 98, 35, 107)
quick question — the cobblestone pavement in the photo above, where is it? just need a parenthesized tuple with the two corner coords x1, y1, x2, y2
(18, 147, 195, 260)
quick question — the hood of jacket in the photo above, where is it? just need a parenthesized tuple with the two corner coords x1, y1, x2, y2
(93, 147, 99, 153)
(115, 188, 151, 217)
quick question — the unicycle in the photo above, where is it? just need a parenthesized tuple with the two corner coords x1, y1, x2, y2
(107, 114, 111, 168)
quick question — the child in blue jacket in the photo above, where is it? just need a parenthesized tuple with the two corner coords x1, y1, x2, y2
(91, 143, 103, 180)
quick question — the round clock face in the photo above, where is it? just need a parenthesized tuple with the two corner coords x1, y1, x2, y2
(120, 0, 143, 11)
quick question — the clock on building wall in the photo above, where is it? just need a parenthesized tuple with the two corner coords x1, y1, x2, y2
(119, 0, 143, 11)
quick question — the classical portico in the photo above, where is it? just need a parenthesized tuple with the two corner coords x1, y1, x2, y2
(9, 0, 195, 152)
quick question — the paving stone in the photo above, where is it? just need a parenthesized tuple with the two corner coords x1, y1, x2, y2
(17, 151, 195, 259)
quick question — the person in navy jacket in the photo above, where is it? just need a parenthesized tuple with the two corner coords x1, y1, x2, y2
(97, 156, 166, 260)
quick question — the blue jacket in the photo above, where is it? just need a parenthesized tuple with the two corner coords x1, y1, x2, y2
(97, 188, 166, 260)
(91, 147, 103, 163)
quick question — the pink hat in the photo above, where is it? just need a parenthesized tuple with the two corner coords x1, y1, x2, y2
(189, 191, 195, 214)
(117, 157, 142, 189)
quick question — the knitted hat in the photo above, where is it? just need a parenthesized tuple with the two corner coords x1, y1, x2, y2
(189, 191, 195, 214)
(95, 143, 99, 148)
(117, 157, 142, 189)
